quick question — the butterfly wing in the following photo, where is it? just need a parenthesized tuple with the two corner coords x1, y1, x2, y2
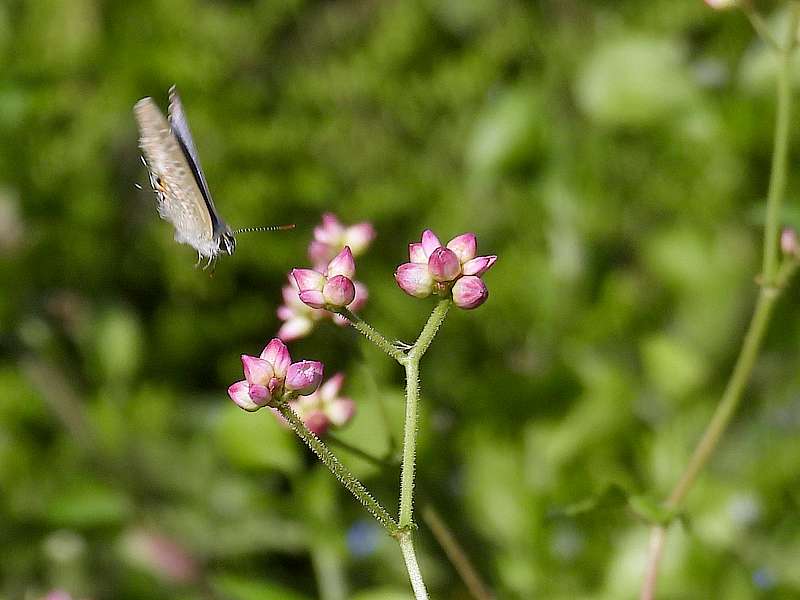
(167, 87, 227, 231)
(133, 97, 217, 257)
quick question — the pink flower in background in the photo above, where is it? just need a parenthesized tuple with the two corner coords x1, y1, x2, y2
(781, 227, 799, 257)
(293, 247, 359, 310)
(228, 338, 323, 411)
(704, 0, 737, 9)
(278, 213, 375, 340)
(42, 592, 73, 600)
(276, 373, 356, 436)
(309, 213, 376, 270)
(395, 230, 496, 309)
(121, 529, 199, 584)
(278, 275, 369, 340)
(308, 213, 375, 272)
(277, 275, 327, 341)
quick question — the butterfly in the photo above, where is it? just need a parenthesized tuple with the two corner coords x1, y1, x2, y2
(134, 86, 290, 267)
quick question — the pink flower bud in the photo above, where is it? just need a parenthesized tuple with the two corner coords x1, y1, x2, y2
(228, 380, 262, 411)
(299, 289, 327, 309)
(421, 229, 442, 256)
(395, 262, 434, 298)
(781, 228, 799, 257)
(241, 355, 274, 386)
(286, 360, 324, 395)
(323, 274, 356, 307)
(292, 268, 326, 292)
(249, 384, 270, 403)
(344, 223, 376, 255)
(409, 242, 427, 264)
(452, 275, 488, 309)
(446, 233, 477, 263)
(260, 338, 291, 378)
(462, 255, 497, 276)
(331, 280, 369, 326)
(428, 247, 461, 282)
(326, 246, 356, 279)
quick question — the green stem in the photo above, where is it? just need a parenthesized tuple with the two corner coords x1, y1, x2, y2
(762, 4, 800, 284)
(640, 8, 800, 598)
(397, 299, 451, 528)
(398, 531, 429, 600)
(667, 286, 778, 508)
(409, 299, 452, 361)
(743, 2, 781, 51)
(335, 307, 407, 363)
(398, 359, 421, 529)
(277, 403, 399, 533)
(311, 542, 347, 600)
(393, 299, 451, 596)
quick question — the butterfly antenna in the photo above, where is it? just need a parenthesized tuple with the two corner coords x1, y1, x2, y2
(233, 224, 295, 234)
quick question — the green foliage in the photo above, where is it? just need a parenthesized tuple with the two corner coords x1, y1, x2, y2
(2, 0, 800, 598)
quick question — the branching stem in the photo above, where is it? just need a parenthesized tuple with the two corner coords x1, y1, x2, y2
(640, 6, 800, 598)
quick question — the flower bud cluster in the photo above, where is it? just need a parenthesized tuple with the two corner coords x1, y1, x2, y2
(228, 338, 324, 412)
(395, 230, 497, 309)
(278, 213, 371, 341)
(309, 212, 375, 271)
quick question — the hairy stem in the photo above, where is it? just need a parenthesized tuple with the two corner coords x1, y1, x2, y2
(278, 403, 399, 533)
(335, 307, 407, 363)
(398, 300, 451, 528)
(409, 299, 452, 361)
(398, 531, 430, 600)
(393, 298, 452, 595)
(398, 359, 421, 529)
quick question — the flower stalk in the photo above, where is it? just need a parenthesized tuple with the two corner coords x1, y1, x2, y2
(235, 224, 494, 599)
(334, 307, 408, 363)
(278, 402, 399, 533)
(398, 531, 429, 600)
(640, 5, 800, 598)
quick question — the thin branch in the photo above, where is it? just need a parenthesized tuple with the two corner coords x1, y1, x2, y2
(278, 403, 399, 533)
(421, 504, 495, 600)
(639, 5, 800, 598)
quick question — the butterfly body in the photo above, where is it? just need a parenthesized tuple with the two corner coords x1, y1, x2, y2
(134, 87, 235, 262)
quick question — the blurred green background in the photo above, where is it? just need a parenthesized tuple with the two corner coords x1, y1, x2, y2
(3, 0, 800, 598)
